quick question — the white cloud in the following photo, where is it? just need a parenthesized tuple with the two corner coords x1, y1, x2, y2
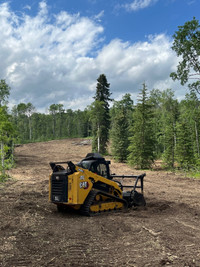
(0, 1, 185, 113)
(93, 10, 104, 22)
(123, 0, 158, 11)
(96, 34, 178, 91)
(23, 5, 32, 11)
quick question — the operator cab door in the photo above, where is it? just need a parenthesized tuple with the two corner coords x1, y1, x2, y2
(90, 161, 111, 192)
(78, 159, 111, 192)
(91, 162, 110, 179)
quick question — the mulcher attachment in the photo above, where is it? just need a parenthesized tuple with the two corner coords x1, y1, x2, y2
(123, 190, 146, 207)
(112, 173, 146, 207)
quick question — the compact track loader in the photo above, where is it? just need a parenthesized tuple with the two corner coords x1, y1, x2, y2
(49, 153, 146, 216)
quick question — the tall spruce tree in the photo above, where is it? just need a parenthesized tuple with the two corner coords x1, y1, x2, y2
(110, 94, 133, 162)
(91, 74, 112, 154)
(177, 92, 200, 167)
(128, 83, 156, 169)
(176, 120, 195, 169)
(181, 92, 200, 159)
(160, 89, 179, 168)
(149, 89, 163, 158)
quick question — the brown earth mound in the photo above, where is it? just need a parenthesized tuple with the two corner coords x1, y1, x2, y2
(0, 139, 200, 267)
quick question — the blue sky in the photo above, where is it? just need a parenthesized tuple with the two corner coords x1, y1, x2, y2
(0, 0, 200, 112)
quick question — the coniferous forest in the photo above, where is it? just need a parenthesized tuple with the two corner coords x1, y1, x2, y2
(0, 17, 200, 177)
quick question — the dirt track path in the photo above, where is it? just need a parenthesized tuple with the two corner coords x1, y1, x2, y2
(0, 139, 200, 267)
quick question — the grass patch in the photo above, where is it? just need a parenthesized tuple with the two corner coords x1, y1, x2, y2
(187, 171, 200, 179)
(176, 166, 200, 179)
(0, 173, 11, 182)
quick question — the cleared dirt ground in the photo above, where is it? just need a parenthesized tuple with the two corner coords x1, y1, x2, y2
(0, 138, 200, 267)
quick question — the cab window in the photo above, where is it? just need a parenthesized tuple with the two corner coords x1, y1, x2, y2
(81, 161, 91, 170)
(97, 164, 108, 178)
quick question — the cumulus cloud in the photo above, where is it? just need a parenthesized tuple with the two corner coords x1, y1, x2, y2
(96, 34, 182, 98)
(0, 1, 183, 112)
(122, 0, 158, 11)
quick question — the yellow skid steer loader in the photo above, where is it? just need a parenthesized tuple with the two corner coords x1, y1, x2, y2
(49, 153, 146, 216)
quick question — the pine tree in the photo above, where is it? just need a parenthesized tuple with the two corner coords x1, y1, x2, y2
(176, 120, 195, 169)
(110, 94, 133, 162)
(183, 92, 200, 159)
(91, 74, 112, 154)
(178, 92, 200, 167)
(128, 83, 156, 169)
(149, 89, 163, 158)
(160, 89, 179, 168)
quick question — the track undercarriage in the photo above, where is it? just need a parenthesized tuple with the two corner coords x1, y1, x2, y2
(79, 189, 127, 216)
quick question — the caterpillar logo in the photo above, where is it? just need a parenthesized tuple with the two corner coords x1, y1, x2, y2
(79, 181, 89, 189)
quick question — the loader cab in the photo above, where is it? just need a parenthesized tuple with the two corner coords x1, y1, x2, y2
(77, 153, 111, 180)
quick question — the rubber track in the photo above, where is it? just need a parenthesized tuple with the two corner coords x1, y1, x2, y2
(79, 190, 98, 216)
(79, 189, 127, 216)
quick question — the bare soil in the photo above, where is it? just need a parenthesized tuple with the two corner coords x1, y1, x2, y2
(0, 138, 200, 267)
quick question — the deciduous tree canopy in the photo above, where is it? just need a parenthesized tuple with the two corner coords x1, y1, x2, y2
(170, 17, 200, 93)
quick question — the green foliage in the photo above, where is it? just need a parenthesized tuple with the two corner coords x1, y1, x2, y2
(0, 80, 15, 176)
(128, 84, 156, 169)
(176, 92, 200, 169)
(49, 104, 64, 138)
(12, 103, 34, 142)
(181, 92, 200, 158)
(160, 89, 179, 168)
(110, 94, 133, 162)
(175, 120, 195, 169)
(170, 17, 200, 93)
(0, 105, 15, 176)
(0, 173, 10, 182)
(0, 79, 10, 106)
(149, 89, 163, 157)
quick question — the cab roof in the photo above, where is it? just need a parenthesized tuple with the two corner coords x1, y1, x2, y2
(82, 153, 105, 161)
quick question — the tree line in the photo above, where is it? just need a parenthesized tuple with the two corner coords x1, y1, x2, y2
(12, 103, 91, 142)
(0, 17, 199, 178)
